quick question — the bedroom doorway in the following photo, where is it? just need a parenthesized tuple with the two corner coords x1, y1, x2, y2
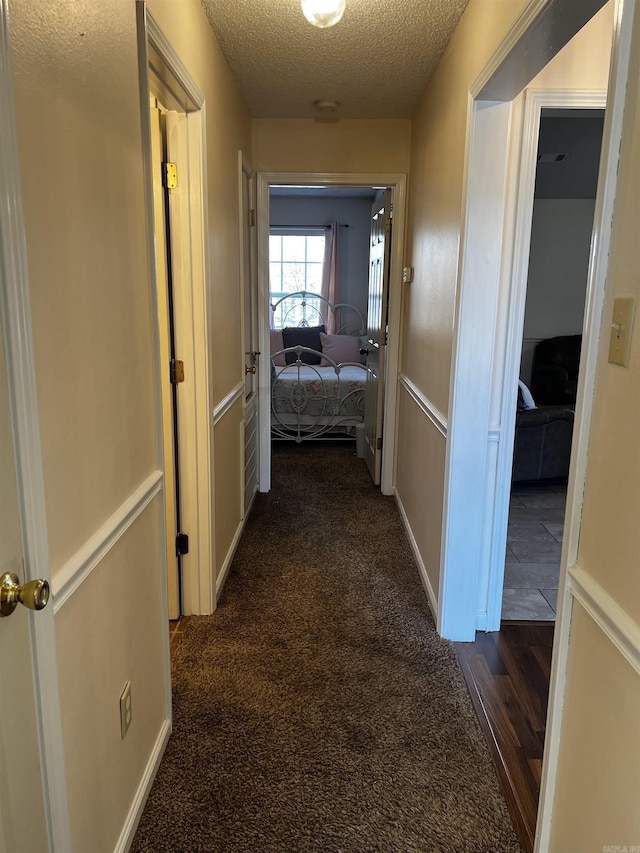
(256, 172, 407, 496)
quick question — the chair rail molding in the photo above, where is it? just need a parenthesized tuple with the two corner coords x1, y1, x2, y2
(398, 374, 447, 438)
(53, 471, 163, 612)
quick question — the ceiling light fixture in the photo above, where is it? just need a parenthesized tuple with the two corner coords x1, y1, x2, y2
(301, 0, 345, 29)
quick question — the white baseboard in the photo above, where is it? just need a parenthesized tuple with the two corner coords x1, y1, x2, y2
(394, 489, 439, 622)
(215, 516, 246, 601)
(114, 717, 171, 853)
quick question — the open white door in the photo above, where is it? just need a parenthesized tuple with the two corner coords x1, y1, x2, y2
(0, 8, 70, 842)
(364, 189, 391, 485)
(239, 153, 259, 513)
(0, 321, 49, 851)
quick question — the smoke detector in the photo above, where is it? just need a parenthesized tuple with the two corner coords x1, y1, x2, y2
(313, 99, 340, 123)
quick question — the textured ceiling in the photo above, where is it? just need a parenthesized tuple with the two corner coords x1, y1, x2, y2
(200, 0, 470, 119)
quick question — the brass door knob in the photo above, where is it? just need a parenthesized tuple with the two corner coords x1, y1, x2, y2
(0, 572, 50, 617)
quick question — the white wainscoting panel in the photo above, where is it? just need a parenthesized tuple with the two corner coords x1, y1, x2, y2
(569, 564, 640, 677)
(394, 490, 439, 621)
(213, 381, 245, 426)
(398, 374, 447, 437)
(53, 470, 163, 612)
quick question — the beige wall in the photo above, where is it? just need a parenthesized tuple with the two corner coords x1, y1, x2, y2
(396, 0, 613, 605)
(253, 118, 411, 174)
(9, 0, 250, 847)
(549, 5, 640, 846)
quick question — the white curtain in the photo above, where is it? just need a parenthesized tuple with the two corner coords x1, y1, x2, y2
(321, 221, 339, 333)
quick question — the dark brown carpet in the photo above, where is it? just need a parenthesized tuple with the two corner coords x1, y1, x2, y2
(132, 444, 520, 853)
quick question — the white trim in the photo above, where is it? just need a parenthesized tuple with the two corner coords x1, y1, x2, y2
(569, 565, 640, 677)
(536, 4, 637, 846)
(0, 0, 72, 845)
(53, 471, 163, 612)
(398, 374, 447, 437)
(213, 382, 245, 426)
(113, 718, 171, 853)
(394, 490, 438, 621)
(482, 88, 607, 636)
(215, 517, 246, 601)
(471, 0, 549, 97)
(256, 172, 407, 496)
(144, 10, 204, 109)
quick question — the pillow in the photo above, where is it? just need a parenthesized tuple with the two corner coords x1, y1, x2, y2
(270, 330, 286, 366)
(320, 332, 361, 365)
(282, 325, 325, 365)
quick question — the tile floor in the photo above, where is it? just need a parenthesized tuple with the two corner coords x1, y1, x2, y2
(501, 481, 567, 621)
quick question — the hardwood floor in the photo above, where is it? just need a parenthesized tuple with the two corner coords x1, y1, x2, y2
(455, 621, 554, 853)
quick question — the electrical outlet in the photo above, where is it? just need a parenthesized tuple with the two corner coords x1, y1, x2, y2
(120, 681, 132, 739)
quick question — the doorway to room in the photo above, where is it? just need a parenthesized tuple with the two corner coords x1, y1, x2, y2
(255, 172, 407, 496)
(504, 108, 605, 621)
(267, 184, 389, 484)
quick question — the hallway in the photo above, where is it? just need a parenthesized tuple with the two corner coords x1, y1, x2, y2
(132, 444, 519, 852)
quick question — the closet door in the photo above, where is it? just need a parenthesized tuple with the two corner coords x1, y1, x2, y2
(363, 189, 391, 485)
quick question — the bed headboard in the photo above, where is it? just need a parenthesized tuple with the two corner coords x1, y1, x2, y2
(270, 290, 365, 336)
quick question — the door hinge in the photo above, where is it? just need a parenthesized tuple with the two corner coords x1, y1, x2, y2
(170, 359, 185, 384)
(249, 208, 256, 227)
(376, 436, 383, 451)
(176, 532, 189, 556)
(162, 162, 178, 189)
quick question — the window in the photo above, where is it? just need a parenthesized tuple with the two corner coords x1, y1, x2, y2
(269, 229, 325, 328)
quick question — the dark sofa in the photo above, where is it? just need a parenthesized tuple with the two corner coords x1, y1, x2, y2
(513, 335, 580, 482)
(512, 404, 574, 482)
(530, 334, 582, 405)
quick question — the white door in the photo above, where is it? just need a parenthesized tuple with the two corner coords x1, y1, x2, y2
(0, 314, 49, 851)
(240, 155, 259, 512)
(364, 190, 392, 485)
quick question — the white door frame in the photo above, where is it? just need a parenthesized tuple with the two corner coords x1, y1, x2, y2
(256, 171, 407, 496)
(483, 88, 607, 635)
(0, 0, 71, 844)
(137, 4, 215, 615)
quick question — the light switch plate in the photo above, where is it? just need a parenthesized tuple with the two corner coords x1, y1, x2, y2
(608, 296, 635, 367)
